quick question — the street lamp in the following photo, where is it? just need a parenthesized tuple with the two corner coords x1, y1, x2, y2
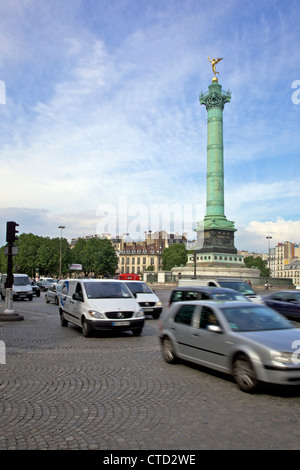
(266, 236, 272, 275)
(58, 225, 65, 279)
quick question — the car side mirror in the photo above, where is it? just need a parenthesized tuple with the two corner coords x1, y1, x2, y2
(207, 325, 222, 333)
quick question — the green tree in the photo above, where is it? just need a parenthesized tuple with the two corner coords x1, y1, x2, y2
(37, 237, 71, 277)
(74, 237, 118, 277)
(14, 233, 44, 277)
(162, 243, 187, 271)
(244, 256, 270, 277)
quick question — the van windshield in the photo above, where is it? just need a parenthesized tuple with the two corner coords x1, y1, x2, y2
(84, 282, 132, 299)
(124, 282, 153, 294)
(13, 276, 30, 286)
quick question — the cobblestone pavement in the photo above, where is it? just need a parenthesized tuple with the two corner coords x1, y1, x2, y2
(0, 293, 299, 450)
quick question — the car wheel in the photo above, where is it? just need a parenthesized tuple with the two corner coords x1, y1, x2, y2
(232, 354, 258, 393)
(161, 337, 177, 364)
(45, 296, 49, 303)
(55, 296, 59, 305)
(82, 318, 91, 337)
(60, 311, 68, 327)
(152, 312, 160, 319)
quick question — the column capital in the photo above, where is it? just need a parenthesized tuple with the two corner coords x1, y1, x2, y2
(199, 83, 231, 111)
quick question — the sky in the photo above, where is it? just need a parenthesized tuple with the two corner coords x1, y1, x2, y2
(0, 0, 299, 253)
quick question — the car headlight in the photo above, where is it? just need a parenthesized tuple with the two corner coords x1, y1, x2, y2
(88, 310, 105, 319)
(156, 301, 162, 306)
(135, 309, 144, 318)
(272, 351, 294, 364)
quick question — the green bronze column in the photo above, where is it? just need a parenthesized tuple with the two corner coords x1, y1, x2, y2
(200, 82, 233, 227)
(196, 58, 237, 255)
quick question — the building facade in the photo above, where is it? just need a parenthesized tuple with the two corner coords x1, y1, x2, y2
(118, 231, 187, 275)
(270, 241, 300, 287)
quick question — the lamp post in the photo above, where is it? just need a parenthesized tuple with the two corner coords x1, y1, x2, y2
(58, 225, 65, 279)
(266, 236, 272, 275)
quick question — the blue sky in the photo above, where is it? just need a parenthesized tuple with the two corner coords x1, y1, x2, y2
(0, 0, 299, 252)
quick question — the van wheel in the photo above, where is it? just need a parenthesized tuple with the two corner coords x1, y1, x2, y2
(82, 319, 91, 337)
(28, 295, 33, 301)
(60, 311, 68, 327)
(161, 337, 177, 364)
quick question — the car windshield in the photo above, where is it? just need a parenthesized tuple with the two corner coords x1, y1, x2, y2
(84, 282, 132, 299)
(222, 305, 292, 332)
(13, 276, 29, 286)
(125, 282, 153, 294)
(211, 293, 250, 302)
(218, 281, 255, 295)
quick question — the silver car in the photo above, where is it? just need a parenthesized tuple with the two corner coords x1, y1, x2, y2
(45, 284, 61, 305)
(158, 301, 300, 392)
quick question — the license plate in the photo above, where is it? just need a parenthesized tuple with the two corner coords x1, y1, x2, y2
(113, 321, 130, 326)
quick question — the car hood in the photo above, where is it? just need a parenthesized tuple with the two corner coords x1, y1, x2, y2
(135, 293, 158, 302)
(86, 297, 140, 312)
(239, 328, 300, 352)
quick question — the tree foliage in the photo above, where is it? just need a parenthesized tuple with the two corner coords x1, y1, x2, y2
(0, 233, 117, 278)
(162, 243, 187, 271)
(72, 237, 118, 277)
(244, 256, 270, 277)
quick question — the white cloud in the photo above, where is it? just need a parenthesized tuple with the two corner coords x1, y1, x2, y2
(0, 0, 299, 251)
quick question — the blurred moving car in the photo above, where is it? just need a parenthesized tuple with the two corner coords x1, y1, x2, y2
(123, 281, 163, 319)
(168, 286, 251, 307)
(158, 300, 300, 392)
(37, 280, 55, 291)
(264, 291, 300, 321)
(30, 280, 41, 297)
(45, 284, 62, 305)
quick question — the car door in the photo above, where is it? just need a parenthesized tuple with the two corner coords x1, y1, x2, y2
(189, 305, 230, 373)
(282, 293, 300, 320)
(171, 304, 199, 359)
(266, 293, 293, 317)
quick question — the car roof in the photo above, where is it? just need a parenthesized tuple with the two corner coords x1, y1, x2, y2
(170, 300, 258, 309)
(69, 279, 124, 282)
(171, 286, 241, 294)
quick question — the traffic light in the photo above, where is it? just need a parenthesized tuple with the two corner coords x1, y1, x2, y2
(6, 221, 19, 243)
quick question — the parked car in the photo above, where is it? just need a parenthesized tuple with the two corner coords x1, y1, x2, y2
(264, 291, 300, 321)
(158, 300, 300, 392)
(59, 279, 145, 337)
(123, 281, 163, 319)
(45, 284, 62, 305)
(168, 286, 251, 307)
(30, 280, 41, 297)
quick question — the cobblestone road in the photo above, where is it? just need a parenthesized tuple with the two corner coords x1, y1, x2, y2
(0, 292, 299, 450)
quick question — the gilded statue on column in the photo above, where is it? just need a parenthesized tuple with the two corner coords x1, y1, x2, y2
(208, 56, 223, 82)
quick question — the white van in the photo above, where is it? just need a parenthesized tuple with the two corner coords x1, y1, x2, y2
(177, 278, 263, 303)
(122, 281, 163, 319)
(59, 279, 145, 337)
(0, 274, 33, 301)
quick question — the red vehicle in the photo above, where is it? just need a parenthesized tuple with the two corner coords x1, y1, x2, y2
(118, 273, 141, 281)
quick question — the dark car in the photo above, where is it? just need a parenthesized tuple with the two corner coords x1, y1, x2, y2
(168, 286, 251, 307)
(37, 280, 54, 292)
(30, 280, 41, 297)
(263, 291, 300, 321)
